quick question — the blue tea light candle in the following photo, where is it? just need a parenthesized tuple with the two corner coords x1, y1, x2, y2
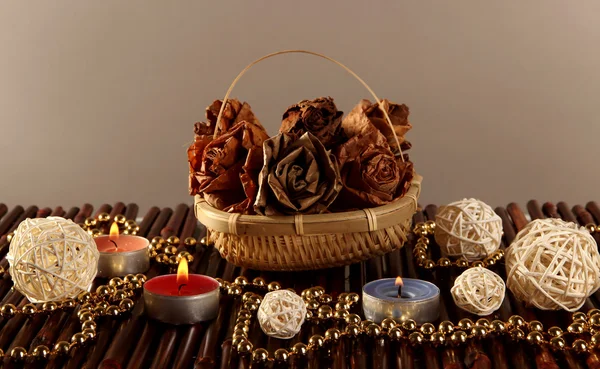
(362, 278, 440, 324)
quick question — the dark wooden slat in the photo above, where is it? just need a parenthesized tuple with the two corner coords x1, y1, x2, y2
(124, 203, 139, 221)
(0, 205, 24, 236)
(0, 204, 8, 221)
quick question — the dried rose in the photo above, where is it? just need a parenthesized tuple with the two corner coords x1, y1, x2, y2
(280, 97, 344, 148)
(193, 120, 269, 214)
(206, 99, 261, 138)
(341, 99, 412, 155)
(254, 132, 342, 215)
(188, 121, 214, 195)
(332, 127, 414, 210)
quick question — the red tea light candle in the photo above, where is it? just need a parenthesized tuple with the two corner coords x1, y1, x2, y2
(143, 258, 220, 325)
(94, 222, 150, 278)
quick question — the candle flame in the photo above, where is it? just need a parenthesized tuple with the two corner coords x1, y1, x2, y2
(109, 222, 119, 241)
(177, 258, 189, 287)
(395, 276, 404, 287)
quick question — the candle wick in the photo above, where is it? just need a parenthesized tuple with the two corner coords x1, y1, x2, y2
(109, 240, 118, 250)
(397, 285, 402, 298)
(178, 283, 187, 296)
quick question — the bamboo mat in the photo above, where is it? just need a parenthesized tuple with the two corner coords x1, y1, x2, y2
(0, 200, 599, 369)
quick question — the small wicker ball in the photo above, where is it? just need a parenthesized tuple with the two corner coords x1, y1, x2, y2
(6, 217, 99, 303)
(434, 198, 503, 261)
(257, 290, 307, 339)
(451, 267, 505, 316)
(506, 218, 600, 312)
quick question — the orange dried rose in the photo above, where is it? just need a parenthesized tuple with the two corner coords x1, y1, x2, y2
(188, 122, 214, 196)
(280, 97, 344, 148)
(207, 99, 261, 138)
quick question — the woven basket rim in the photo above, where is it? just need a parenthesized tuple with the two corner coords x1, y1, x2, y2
(195, 174, 421, 236)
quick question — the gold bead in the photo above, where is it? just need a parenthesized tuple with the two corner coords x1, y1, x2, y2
(334, 309, 349, 320)
(292, 342, 308, 356)
(345, 324, 360, 336)
(6, 232, 14, 243)
(472, 261, 484, 268)
(233, 330, 248, 339)
(82, 320, 97, 330)
(430, 332, 446, 347)
(183, 237, 197, 247)
(122, 229, 131, 235)
(309, 334, 325, 348)
(119, 298, 134, 311)
(548, 326, 563, 337)
(572, 312, 587, 322)
(419, 236, 430, 245)
(471, 325, 488, 339)
(450, 330, 468, 346)
(510, 328, 525, 341)
(425, 220, 436, 231)
(106, 305, 120, 316)
(238, 309, 252, 320)
(32, 345, 50, 359)
(336, 292, 348, 302)
(41, 301, 57, 312)
(166, 236, 180, 245)
(243, 301, 259, 311)
(415, 252, 427, 262)
(305, 310, 314, 321)
(423, 260, 436, 269)
(475, 318, 490, 328)
(485, 257, 496, 266)
(267, 282, 281, 292)
(96, 285, 112, 297)
(84, 217, 97, 227)
(529, 320, 543, 332)
(125, 219, 137, 228)
(420, 323, 436, 335)
(319, 294, 333, 304)
(90, 229, 102, 237)
(439, 320, 455, 334)
(228, 285, 243, 296)
(10, 346, 27, 361)
(527, 331, 544, 345)
(508, 315, 525, 328)
(113, 290, 128, 301)
(22, 303, 37, 315)
(97, 213, 111, 222)
(61, 298, 75, 308)
(313, 286, 325, 296)
(114, 214, 126, 225)
(568, 323, 584, 334)
(586, 223, 597, 233)
(360, 320, 374, 330)
(591, 333, 600, 348)
(77, 308, 91, 320)
(53, 341, 71, 356)
(345, 314, 361, 325)
(71, 332, 86, 345)
(1, 303, 16, 317)
(237, 340, 253, 355)
(234, 276, 249, 286)
(366, 324, 382, 337)
(408, 332, 424, 345)
(389, 327, 403, 340)
(572, 339, 588, 353)
(402, 319, 417, 331)
(413, 223, 426, 234)
(164, 245, 178, 255)
(274, 348, 289, 362)
(381, 318, 397, 330)
(152, 236, 165, 244)
(550, 336, 566, 350)
(456, 258, 469, 268)
(109, 277, 124, 287)
(306, 300, 320, 310)
(129, 279, 143, 290)
(252, 348, 268, 362)
(242, 292, 254, 302)
(82, 328, 96, 340)
(335, 301, 350, 311)
(325, 328, 341, 341)
(438, 257, 452, 267)
(589, 309, 600, 318)
(93, 306, 106, 316)
(317, 305, 333, 319)
(491, 320, 506, 333)
(590, 315, 600, 327)
(346, 292, 360, 304)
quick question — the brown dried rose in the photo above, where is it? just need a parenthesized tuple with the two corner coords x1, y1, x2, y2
(254, 132, 342, 215)
(206, 98, 262, 138)
(332, 127, 414, 210)
(341, 99, 412, 155)
(193, 120, 269, 214)
(280, 97, 344, 148)
(188, 121, 214, 195)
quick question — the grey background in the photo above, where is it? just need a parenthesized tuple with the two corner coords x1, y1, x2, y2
(1, 1, 599, 214)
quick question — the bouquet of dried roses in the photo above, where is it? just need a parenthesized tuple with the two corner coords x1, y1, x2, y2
(188, 50, 421, 271)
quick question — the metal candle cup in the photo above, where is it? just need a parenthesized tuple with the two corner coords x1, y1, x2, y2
(143, 274, 220, 325)
(95, 235, 150, 278)
(362, 278, 440, 324)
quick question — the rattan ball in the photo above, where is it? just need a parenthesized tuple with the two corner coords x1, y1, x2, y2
(451, 267, 505, 316)
(257, 290, 307, 339)
(505, 218, 600, 312)
(434, 198, 502, 261)
(6, 217, 99, 303)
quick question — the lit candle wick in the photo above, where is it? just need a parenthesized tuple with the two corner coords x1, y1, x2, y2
(395, 276, 405, 298)
(178, 283, 186, 296)
(397, 284, 402, 298)
(109, 240, 118, 250)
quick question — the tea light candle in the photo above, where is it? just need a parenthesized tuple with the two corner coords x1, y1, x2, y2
(143, 258, 220, 325)
(95, 222, 150, 278)
(362, 277, 440, 324)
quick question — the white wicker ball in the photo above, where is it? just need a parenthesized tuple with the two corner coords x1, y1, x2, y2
(6, 217, 99, 303)
(451, 267, 505, 316)
(257, 290, 307, 339)
(505, 218, 600, 312)
(434, 198, 502, 261)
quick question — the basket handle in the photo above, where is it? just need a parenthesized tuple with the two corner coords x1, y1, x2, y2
(213, 49, 404, 161)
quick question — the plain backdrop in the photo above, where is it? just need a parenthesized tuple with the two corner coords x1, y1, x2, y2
(1, 1, 599, 214)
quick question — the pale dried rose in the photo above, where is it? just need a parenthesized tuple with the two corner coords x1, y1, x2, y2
(280, 97, 344, 148)
(187, 121, 214, 195)
(342, 99, 412, 155)
(254, 132, 342, 215)
(193, 120, 269, 214)
(206, 98, 262, 138)
(332, 127, 414, 210)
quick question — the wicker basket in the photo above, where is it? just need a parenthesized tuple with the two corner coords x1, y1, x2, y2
(194, 50, 422, 271)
